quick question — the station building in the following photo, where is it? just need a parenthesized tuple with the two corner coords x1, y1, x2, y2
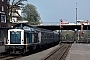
(0, 0, 10, 26)
(0, 0, 11, 44)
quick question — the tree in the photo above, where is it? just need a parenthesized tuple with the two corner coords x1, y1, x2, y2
(66, 34, 72, 39)
(22, 3, 41, 25)
(8, 0, 27, 21)
(62, 30, 73, 39)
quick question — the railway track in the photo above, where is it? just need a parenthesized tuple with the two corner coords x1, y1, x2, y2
(41, 44, 72, 60)
(0, 44, 71, 60)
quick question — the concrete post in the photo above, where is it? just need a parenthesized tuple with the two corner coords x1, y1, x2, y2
(4, 37, 6, 45)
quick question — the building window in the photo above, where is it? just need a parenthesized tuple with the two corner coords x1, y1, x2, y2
(2, 6, 4, 11)
(1, 15, 6, 23)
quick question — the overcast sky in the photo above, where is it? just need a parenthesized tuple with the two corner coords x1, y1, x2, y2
(26, 0, 90, 23)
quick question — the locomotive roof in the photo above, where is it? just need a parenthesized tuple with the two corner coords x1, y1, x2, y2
(12, 23, 55, 33)
(34, 27, 54, 33)
(8, 29, 24, 31)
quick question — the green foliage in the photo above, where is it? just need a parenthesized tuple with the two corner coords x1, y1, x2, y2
(22, 4, 41, 25)
(66, 34, 72, 39)
(62, 30, 73, 39)
(83, 31, 90, 38)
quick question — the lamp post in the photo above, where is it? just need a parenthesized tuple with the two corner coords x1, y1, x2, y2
(80, 23, 84, 41)
(76, 3, 78, 25)
(60, 19, 63, 43)
(74, 29, 77, 43)
(87, 20, 88, 44)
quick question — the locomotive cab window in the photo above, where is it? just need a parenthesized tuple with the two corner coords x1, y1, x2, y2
(10, 31, 21, 44)
(16, 31, 20, 34)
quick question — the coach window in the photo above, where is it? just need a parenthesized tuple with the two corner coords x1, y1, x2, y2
(2, 6, 4, 11)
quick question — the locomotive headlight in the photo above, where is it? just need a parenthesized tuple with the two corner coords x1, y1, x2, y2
(7, 39, 9, 44)
(22, 40, 24, 44)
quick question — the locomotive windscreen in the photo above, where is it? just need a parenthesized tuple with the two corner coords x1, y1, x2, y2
(10, 31, 21, 44)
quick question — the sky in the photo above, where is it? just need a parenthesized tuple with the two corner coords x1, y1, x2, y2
(25, 0, 90, 23)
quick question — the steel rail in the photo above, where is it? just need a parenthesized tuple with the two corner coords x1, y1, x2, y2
(41, 44, 72, 60)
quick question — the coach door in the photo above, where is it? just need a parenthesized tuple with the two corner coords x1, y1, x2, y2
(10, 31, 21, 44)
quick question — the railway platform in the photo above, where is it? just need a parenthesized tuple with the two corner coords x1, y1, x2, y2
(0, 46, 5, 53)
(18, 45, 60, 60)
(66, 43, 90, 60)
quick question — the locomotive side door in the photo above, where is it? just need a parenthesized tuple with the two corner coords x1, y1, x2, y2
(38, 32, 41, 43)
(32, 33, 34, 43)
(34, 33, 38, 43)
